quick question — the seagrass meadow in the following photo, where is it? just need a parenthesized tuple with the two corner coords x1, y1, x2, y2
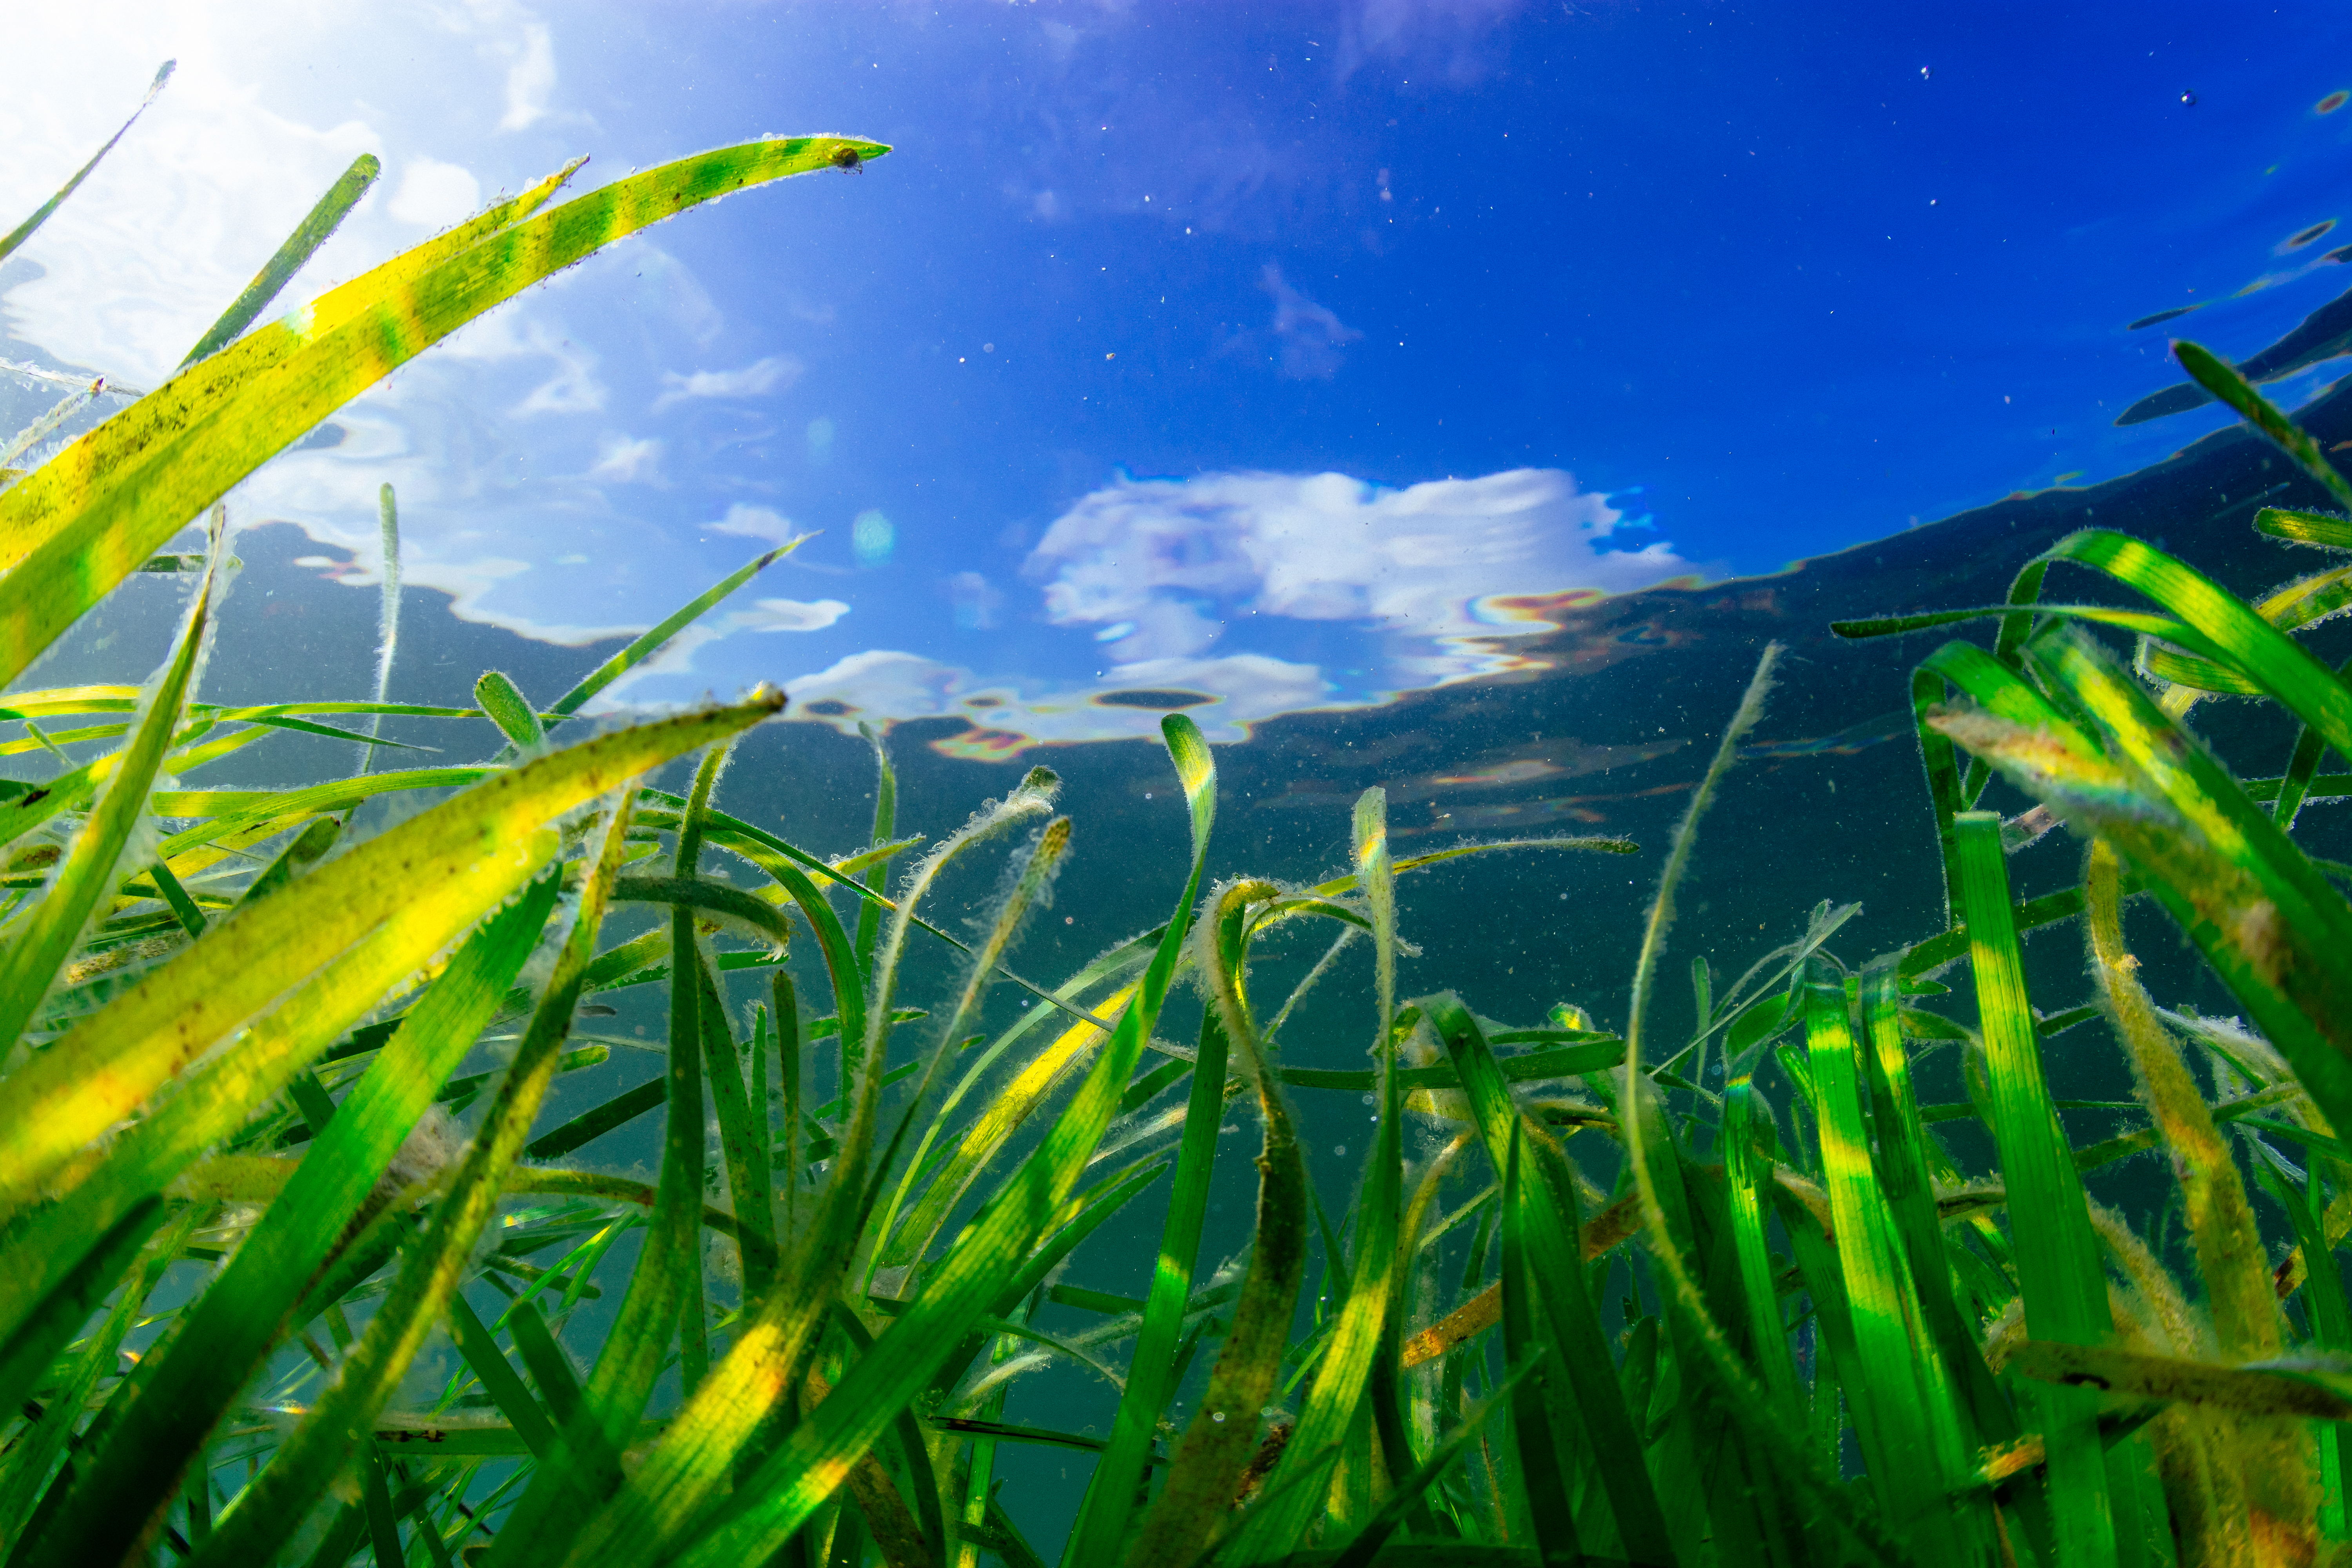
(7, 82, 2352, 1568)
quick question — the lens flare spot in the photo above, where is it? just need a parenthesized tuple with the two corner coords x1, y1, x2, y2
(851, 508, 894, 566)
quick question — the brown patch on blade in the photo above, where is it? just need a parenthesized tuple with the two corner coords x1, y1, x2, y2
(1399, 1188, 1649, 1368)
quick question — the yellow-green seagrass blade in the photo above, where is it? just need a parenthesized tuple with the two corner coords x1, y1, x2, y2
(0, 551, 218, 1058)
(1232, 787, 1405, 1554)
(0, 134, 886, 692)
(0, 689, 784, 1222)
(0, 155, 584, 578)
(0, 61, 174, 269)
(588, 718, 1213, 1568)
(179, 152, 381, 368)
(0, 826, 553, 1372)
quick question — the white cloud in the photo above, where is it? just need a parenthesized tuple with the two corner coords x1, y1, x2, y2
(499, 23, 556, 132)
(437, 313, 604, 415)
(710, 503, 798, 544)
(652, 354, 802, 411)
(630, 247, 724, 345)
(947, 570, 1002, 630)
(735, 597, 849, 633)
(608, 466, 1704, 755)
(1259, 264, 1360, 380)
(1339, 0, 1524, 85)
(515, 358, 601, 415)
(0, 29, 385, 385)
(587, 433, 661, 482)
(1094, 652, 1331, 724)
(1096, 597, 1223, 659)
(781, 650, 970, 722)
(386, 156, 482, 227)
(223, 376, 653, 648)
(769, 647, 1336, 752)
(1025, 467, 1701, 668)
(0, 3, 564, 388)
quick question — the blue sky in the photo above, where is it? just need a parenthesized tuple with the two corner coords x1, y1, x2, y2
(8, 0, 2352, 749)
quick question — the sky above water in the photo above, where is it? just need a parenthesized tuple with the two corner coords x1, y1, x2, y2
(8, 0, 2352, 749)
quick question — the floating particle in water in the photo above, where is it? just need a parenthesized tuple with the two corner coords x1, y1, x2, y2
(2181, 89, 2198, 106)
(2126, 305, 2201, 330)
(802, 699, 854, 717)
(851, 508, 894, 566)
(2283, 219, 2338, 251)
(1919, 65, 1930, 80)
(2319, 89, 2349, 114)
